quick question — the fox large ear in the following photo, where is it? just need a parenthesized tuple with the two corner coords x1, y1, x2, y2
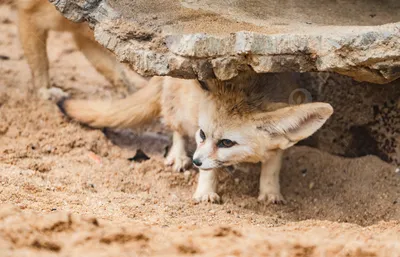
(255, 102, 333, 150)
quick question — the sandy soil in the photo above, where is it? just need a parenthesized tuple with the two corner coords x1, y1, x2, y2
(111, 0, 400, 36)
(1, 4, 400, 256)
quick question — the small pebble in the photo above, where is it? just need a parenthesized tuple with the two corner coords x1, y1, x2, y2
(44, 145, 53, 153)
(309, 182, 315, 189)
(234, 178, 240, 185)
(171, 194, 179, 201)
(184, 170, 191, 182)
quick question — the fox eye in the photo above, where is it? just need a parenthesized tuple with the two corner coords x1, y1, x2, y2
(217, 139, 236, 148)
(199, 129, 206, 141)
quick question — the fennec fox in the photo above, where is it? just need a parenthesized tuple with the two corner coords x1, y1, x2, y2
(14, 0, 145, 98)
(58, 75, 333, 204)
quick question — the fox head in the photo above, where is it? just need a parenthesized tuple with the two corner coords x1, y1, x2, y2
(192, 94, 333, 170)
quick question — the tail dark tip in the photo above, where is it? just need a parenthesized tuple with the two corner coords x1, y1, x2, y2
(56, 97, 69, 116)
(56, 97, 104, 130)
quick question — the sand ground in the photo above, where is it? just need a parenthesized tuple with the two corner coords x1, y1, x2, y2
(1, 4, 400, 256)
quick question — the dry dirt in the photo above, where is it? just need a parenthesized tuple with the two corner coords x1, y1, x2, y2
(1, 4, 400, 257)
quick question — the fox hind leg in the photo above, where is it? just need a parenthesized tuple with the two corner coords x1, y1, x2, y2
(73, 31, 132, 94)
(18, 9, 49, 92)
(165, 131, 192, 172)
(258, 150, 286, 204)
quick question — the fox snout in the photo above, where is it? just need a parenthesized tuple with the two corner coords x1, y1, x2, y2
(192, 152, 211, 170)
(192, 158, 202, 167)
(192, 146, 218, 170)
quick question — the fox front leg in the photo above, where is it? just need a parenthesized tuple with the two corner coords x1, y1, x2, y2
(258, 150, 286, 204)
(193, 169, 220, 203)
(165, 131, 192, 172)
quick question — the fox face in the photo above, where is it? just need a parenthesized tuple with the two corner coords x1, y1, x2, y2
(192, 101, 334, 170)
(193, 126, 259, 170)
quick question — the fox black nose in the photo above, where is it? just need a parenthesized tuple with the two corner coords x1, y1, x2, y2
(193, 159, 202, 167)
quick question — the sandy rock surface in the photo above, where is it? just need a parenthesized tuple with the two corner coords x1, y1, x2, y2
(50, 0, 400, 83)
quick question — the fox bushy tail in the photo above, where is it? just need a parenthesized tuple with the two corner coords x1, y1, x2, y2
(58, 78, 163, 129)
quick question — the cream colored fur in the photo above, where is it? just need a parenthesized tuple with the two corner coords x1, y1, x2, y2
(14, 0, 144, 99)
(60, 74, 333, 204)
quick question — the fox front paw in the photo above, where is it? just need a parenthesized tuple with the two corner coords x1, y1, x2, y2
(258, 192, 286, 205)
(193, 192, 221, 204)
(38, 87, 69, 101)
(164, 155, 192, 172)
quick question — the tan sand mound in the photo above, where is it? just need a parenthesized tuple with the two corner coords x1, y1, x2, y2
(1, 204, 400, 257)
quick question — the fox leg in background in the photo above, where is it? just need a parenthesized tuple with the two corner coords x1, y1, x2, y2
(73, 31, 147, 94)
(258, 150, 286, 204)
(193, 169, 220, 203)
(165, 131, 192, 172)
(17, 5, 70, 100)
(18, 9, 50, 93)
